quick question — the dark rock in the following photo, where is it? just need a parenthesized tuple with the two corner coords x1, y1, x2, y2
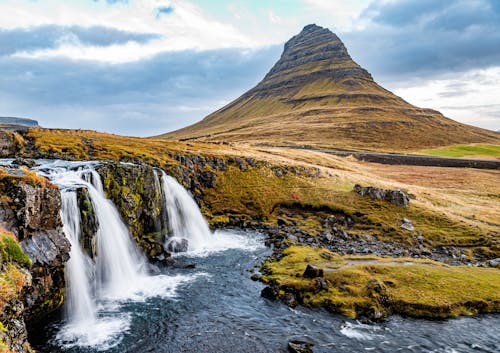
(232, 157, 247, 171)
(271, 167, 286, 177)
(12, 158, 36, 168)
(303, 264, 324, 278)
(288, 340, 314, 353)
(166, 238, 189, 253)
(76, 187, 98, 257)
(283, 293, 298, 307)
(277, 217, 288, 226)
(261, 286, 278, 300)
(147, 263, 161, 275)
(316, 277, 328, 291)
(184, 263, 196, 269)
(0, 130, 22, 157)
(354, 184, 410, 208)
(488, 258, 500, 267)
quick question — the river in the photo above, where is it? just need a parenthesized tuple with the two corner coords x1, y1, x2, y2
(29, 230, 499, 353)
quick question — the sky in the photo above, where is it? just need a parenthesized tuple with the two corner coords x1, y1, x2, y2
(0, 0, 499, 136)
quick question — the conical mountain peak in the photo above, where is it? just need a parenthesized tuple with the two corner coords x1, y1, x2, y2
(162, 25, 499, 151)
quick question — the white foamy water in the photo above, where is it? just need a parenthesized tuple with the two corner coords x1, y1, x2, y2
(36, 161, 197, 350)
(340, 321, 384, 341)
(181, 229, 265, 257)
(159, 171, 212, 251)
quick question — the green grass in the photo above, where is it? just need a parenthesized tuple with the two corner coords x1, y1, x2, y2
(204, 165, 494, 251)
(261, 246, 500, 319)
(420, 144, 500, 159)
(0, 230, 31, 268)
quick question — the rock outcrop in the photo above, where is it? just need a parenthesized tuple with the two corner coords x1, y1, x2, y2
(0, 168, 70, 352)
(353, 184, 411, 208)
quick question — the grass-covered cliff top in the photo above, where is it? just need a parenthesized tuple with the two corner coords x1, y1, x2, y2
(261, 246, 500, 319)
(19, 128, 500, 258)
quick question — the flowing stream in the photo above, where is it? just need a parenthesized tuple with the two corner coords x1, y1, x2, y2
(19, 160, 500, 353)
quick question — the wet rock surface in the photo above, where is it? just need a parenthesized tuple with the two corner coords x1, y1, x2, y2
(0, 169, 70, 352)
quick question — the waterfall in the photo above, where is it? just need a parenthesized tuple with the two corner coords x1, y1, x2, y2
(36, 162, 146, 307)
(83, 169, 146, 299)
(159, 171, 212, 251)
(60, 190, 96, 325)
(33, 161, 197, 349)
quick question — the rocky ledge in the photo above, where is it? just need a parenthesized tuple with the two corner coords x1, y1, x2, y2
(0, 167, 70, 353)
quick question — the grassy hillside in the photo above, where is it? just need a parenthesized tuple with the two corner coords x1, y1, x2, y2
(23, 128, 500, 259)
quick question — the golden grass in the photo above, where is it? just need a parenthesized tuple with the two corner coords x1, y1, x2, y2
(24, 128, 500, 254)
(262, 246, 500, 318)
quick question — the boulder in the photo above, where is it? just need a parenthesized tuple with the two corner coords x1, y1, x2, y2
(354, 184, 410, 208)
(261, 286, 278, 300)
(303, 264, 324, 278)
(288, 340, 314, 353)
(165, 237, 189, 253)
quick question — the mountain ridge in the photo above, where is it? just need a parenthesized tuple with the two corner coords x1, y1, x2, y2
(160, 24, 499, 151)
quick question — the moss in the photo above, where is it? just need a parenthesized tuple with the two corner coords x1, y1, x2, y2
(0, 231, 31, 268)
(262, 245, 500, 319)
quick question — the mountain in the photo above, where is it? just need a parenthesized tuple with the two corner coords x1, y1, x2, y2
(0, 116, 39, 130)
(161, 24, 499, 151)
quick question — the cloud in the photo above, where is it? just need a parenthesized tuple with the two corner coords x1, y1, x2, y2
(0, 25, 159, 56)
(392, 66, 500, 130)
(0, 0, 254, 62)
(340, 0, 500, 82)
(0, 45, 282, 136)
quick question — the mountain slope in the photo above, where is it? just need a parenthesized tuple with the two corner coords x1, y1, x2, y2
(161, 24, 500, 151)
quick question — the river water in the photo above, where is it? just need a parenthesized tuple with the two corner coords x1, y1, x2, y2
(29, 230, 499, 353)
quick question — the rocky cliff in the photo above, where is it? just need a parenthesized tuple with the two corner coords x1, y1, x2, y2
(0, 168, 70, 353)
(162, 24, 500, 151)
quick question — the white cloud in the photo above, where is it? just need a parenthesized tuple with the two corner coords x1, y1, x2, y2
(303, 0, 372, 30)
(1, 0, 255, 62)
(393, 66, 500, 130)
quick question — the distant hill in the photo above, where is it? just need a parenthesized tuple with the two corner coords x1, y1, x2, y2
(161, 24, 499, 152)
(0, 117, 39, 130)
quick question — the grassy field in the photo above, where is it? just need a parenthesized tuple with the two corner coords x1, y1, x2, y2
(420, 144, 500, 159)
(23, 128, 500, 257)
(261, 245, 500, 319)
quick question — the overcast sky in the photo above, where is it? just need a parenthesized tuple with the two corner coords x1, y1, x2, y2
(1, 0, 499, 136)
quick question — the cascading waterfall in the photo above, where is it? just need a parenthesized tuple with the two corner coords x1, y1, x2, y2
(34, 162, 155, 348)
(60, 190, 96, 325)
(82, 169, 146, 298)
(159, 171, 212, 251)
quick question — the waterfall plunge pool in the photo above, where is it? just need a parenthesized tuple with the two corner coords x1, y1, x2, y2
(29, 230, 500, 353)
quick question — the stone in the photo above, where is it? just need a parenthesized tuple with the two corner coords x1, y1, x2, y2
(354, 184, 410, 208)
(316, 277, 328, 291)
(277, 217, 288, 226)
(288, 340, 314, 353)
(166, 238, 189, 253)
(400, 220, 415, 231)
(303, 264, 324, 278)
(261, 286, 278, 300)
(12, 158, 36, 168)
(147, 264, 161, 275)
(488, 258, 500, 267)
(283, 293, 298, 307)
